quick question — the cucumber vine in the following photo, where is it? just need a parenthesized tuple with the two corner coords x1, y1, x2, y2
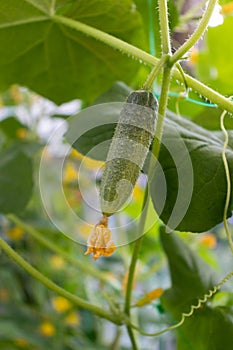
(0, 2, 233, 350)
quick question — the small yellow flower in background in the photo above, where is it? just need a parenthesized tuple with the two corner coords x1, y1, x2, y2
(189, 47, 199, 65)
(0, 288, 9, 301)
(134, 288, 164, 307)
(65, 312, 80, 326)
(49, 255, 66, 269)
(16, 128, 28, 139)
(5, 226, 24, 240)
(199, 233, 217, 249)
(39, 321, 55, 337)
(132, 184, 144, 202)
(221, 2, 233, 14)
(15, 338, 28, 347)
(77, 223, 94, 239)
(52, 296, 72, 313)
(70, 149, 104, 170)
(10, 84, 23, 104)
(63, 162, 78, 183)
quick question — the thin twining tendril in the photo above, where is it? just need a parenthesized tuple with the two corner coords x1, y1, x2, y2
(129, 269, 233, 337)
(220, 103, 233, 255)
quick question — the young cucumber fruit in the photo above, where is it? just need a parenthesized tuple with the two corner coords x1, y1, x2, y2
(100, 90, 158, 216)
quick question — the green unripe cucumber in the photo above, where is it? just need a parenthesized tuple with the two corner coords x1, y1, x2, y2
(100, 90, 158, 216)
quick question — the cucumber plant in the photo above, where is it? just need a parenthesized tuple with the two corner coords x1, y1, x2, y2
(0, 1, 233, 350)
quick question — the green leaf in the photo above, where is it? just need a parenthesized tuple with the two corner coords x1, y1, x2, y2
(93, 81, 132, 104)
(160, 228, 217, 313)
(0, 117, 27, 139)
(151, 112, 233, 232)
(0, 145, 33, 214)
(0, 0, 145, 104)
(197, 16, 233, 95)
(160, 228, 233, 350)
(66, 95, 233, 232)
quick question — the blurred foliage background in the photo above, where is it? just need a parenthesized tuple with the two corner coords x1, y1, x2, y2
(0, 0, 233, 349)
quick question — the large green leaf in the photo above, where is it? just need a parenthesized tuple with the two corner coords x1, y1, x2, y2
(66, 94, 233, 233)
(151, 113, 233, 232)
(0, 0, 145, 104)
(160, 228, 233, 350)
(0, 145, 33, 214)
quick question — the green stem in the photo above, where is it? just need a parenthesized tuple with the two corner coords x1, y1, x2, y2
(0, 236, 122, 325)
(126, 326, 139, 350)
(158, 0, 171, 54)
(142, 55, 167, 90)
(220, 111, 233, 254)
(170, 0, 217, 64)
(124, 189, 150, 316)
(151, 65, 172, 161)
(124, 189, 149, 349)
(174, 71, 233, 112)
(53, 15, 156, 66)
(52, 14, 233, 114)
(7, 215, 118, 288)
(124, 60, 172, 350)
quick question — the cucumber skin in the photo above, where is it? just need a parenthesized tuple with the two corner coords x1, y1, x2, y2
(100, 90, 158, 216)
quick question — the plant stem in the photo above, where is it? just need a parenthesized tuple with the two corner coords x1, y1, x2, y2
(124, 189, 149, 350)
(7, 215, 119, 289)
(220, 111, 233, 254)
(124, 16, 172, 349)
(174, 71, 232, 111)
(126, 326, 139, 350)
(142, 55, 167, 90)
(158, 0, 171, 54)
(53, 15, 157, 66)
(52, 14, 233, 114)
(0, 236, 122, 325)
(170, 0, 217, 64)
(151, 65, 171, 161)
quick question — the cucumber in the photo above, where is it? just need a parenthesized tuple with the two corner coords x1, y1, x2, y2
(100, 90, 158, 216)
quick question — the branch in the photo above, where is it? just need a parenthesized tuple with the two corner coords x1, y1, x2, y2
(0, 236, 122, 325)
(170, 0, 217, 64)
(52, 14, 233, 114)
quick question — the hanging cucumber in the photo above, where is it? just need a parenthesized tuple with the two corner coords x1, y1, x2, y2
(100, 89, 158, 216)
(85, 90, 158, 260)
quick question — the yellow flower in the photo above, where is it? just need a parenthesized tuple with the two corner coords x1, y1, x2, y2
(85, 216, 116, 260)
(65, 312, 80, 326)
(15, 338, 28, 347)
(16, 128, 28, 139)
(77, 223, 94, 239)
(132, 184, 144, 202)
(0, 288, 9, 301)
(63, 162, 78, 183)
(52, 296, 72, 312)
(10, 84, 23, 104)
(221, 2, 233, 14)
(49, 255, 65, 269)
(199, 233, 217, 249)
(39, 321, 55, 337)
(5, 226, 24, 240)
(189, 47, 199, 64)
(135, 288, 164, 307)
(70, 149, 104, 170)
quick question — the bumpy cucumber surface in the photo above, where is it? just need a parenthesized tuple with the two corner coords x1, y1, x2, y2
(100, 90, 158, 216)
